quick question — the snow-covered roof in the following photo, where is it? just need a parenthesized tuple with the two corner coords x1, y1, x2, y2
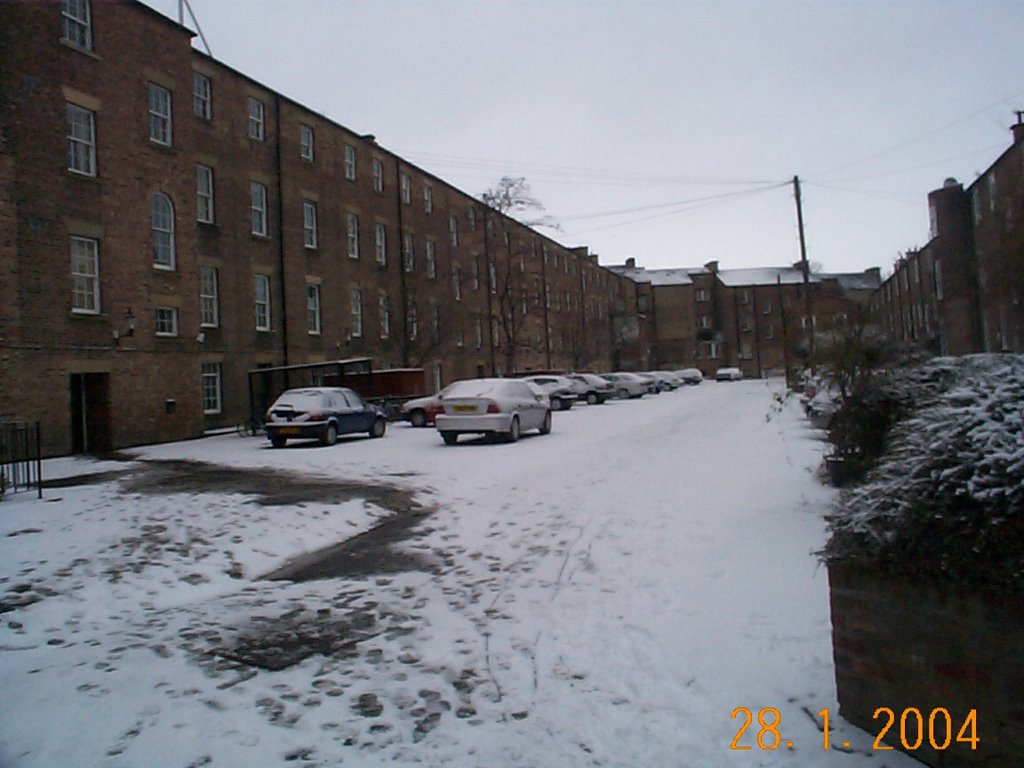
(823, 271, 882, 291)
(647, 269, 694, 287)
(606, 265, 651, 283)
(716, 267, 821, 287)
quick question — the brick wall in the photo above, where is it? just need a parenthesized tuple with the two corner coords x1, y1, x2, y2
(828, 564, 1023, 767)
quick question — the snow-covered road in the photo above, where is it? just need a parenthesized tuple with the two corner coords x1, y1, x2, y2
(0, 380, 920, 767)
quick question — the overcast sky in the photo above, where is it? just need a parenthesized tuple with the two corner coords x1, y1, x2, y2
(141, 0, 1024, 276)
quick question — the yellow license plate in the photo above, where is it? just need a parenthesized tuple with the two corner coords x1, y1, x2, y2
(279, 427, 301, 435)
(453, 405, 476, 413)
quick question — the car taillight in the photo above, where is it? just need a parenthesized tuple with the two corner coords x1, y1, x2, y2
(308, 412, 322, 420)
(486, 401, 501, 413)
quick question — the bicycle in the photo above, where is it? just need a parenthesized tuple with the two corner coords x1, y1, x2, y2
(236, 418, 264, 437)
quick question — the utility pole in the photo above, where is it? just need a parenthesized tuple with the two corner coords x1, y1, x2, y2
(793, 175, 814, 369)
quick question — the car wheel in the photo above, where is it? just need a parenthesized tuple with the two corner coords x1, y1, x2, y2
(270, 435, 287, 449)
(370, 417, 386, 438)
(585, 392, 598, 405)
(505, 416, 521, 443)
(409, 409, 426, 428)
(559, 399, 572, 411)
(617, 388, 629, 400)
(539, 410, 552, 435)
(550, 396, 561, 411)
(441, 431, 458, 445)
(321, 423, 338, 446)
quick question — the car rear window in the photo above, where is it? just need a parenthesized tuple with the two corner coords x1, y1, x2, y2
(446, 380, 517, 398)
(273, 392, 328, 410)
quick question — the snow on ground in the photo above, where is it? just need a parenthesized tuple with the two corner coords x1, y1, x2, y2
(0, 380, 921, 767)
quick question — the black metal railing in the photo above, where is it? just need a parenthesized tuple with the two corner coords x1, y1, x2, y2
(0, 421, 42, 499)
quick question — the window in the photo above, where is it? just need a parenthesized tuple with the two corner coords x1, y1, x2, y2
(148, 84, 172, 146)
(407, 299, 417, 340)
(426, 240, 436, 279)
(193, 73, 212, 119)
(374, 223, 387, 265)
(449, 215, 458, 246)
(299, 124, 314, 161)
(489, 263, 497, 295)
(306, 284, 321, 335)
(151, 193, 175, 269)
(471, 258, 480, 289)
(372, 158, 384, 192)
(344, 144, 356, 180)
(378, 292, 390, 339)
(403, 232, 414, 272)
(350, 288, 362, 337)
(430, 302, 440, 342)
(155, 306, 178, 337)
(424, 185, 433, 213)
(247, 97, 265, 140)
(765, 323, 775, 340)
(196, 165, 214, 223)
(696, 288, 709, 302)
(738, 289, 749, 304)
(253, 274, 271, 331)
(761, 301, 772, 315)
(400, 173, 411, 204)
(67, 103, 95, 176)
(347, 213, 360, 258)
(250, 182, 267, 235)
(468, 207, 477, 231)
(475, 318, 482, 349)
(62, 0, 92, 49)
(452, 265, 461, 301)
(303, 201, 318, 248)
(698, 315, 711, 329)
(702, 340, 720, 359)
(70, 236, 99, 314)
(987, 173, 998, 212)
(934, 259, 944, 300)
(739, 315, 751, 332)
(971, 187, 982, 224)
(201, 363, 222, 414)
(199, 266, 218, 327)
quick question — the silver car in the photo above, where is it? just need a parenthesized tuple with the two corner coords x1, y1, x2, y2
(435, 378, 552, 445)
(601, 372, 648, 399)
(520, 375, 579, 411)
(568, 373, 615, 404)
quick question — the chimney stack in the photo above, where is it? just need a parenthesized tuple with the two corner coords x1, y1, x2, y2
(1012, 111, 1024, 145)
(625, 257, 636, 268)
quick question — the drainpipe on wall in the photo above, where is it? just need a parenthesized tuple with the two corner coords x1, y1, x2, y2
(273, 93, 289, 366)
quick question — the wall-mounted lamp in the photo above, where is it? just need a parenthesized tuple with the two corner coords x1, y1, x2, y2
(113, 306, 136, 344)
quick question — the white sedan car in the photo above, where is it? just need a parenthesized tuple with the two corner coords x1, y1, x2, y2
(520, 374, 579, 411)
(435, 378, 552, 445)
(601, 372, 649, 399)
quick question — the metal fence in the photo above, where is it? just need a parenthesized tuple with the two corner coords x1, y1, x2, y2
(0, 421, 42, 499)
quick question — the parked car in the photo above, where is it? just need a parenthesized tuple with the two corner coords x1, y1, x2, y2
(400, 385, 454, 427)
(676, 368, 704, 385)
(435, 378, 552, 445)
(647, 371, 681, 391)
(568, 373, 615, 404)
(715, 367, 744, 382)
(520, 375, 578, 411)
(264, 387, 387, 448)
(601, 372, 648, 399)
(632, 372, 662, 394)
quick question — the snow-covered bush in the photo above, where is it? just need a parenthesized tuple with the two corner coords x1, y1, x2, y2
(822, 355, 1024, 595)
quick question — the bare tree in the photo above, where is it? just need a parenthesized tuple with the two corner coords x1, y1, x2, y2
(480, 176, 561, 232)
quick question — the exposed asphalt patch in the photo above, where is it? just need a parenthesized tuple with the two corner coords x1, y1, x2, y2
(119, 459, 423, 512)
(261, 507, 437, 582)
(118, 459, 439, 581)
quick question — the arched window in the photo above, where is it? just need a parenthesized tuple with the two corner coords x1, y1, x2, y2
(152, 193, 175, 269)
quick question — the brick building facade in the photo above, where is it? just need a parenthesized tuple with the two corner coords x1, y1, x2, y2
(0, 0, 640, 455)
(873, 121, 1024, 356)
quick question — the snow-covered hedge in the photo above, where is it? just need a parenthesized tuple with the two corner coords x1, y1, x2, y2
(822, 355, 1024, 595)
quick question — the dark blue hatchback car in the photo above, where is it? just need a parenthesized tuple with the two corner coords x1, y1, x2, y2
(264, 387, 386, 448)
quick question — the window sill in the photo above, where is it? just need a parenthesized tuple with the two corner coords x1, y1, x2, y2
(198, 220, 218, 229)
(251, 233, 270, 241)
(70, 310, 105, 320)
(60, 39, 100, 60)
(153, 264, 176, 273)
(65, 168, 100, 182)
(148, 140, 176, 153)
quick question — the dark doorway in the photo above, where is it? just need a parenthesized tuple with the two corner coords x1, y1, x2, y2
(70, 373, 112, 454)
